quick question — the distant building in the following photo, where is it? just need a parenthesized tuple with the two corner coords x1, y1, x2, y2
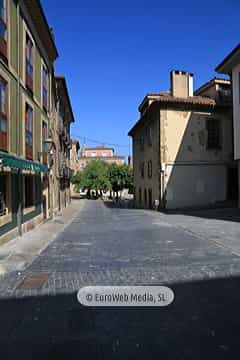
(128, 70, 233, 210)
(78, 146, 125, 170)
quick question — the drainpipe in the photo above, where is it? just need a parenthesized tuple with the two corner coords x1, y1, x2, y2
(16, 0, 22, 236)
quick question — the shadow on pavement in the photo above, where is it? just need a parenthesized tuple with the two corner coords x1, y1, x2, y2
(165, 206, 240, 223)
(104, 200, 143, 211)
(1, 275, 240, 359)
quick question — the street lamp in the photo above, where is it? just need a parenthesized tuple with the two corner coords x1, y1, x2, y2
(44, 138, 55, 169)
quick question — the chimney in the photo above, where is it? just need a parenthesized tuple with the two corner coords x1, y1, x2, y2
(171, 70, 194, 98)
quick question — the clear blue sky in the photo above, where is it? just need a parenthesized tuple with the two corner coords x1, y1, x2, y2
(42, 0, 239, 158)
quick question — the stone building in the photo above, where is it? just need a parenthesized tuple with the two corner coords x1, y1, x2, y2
(78, 146, 125, 171)
(0, 0, 58, 243)
(128, 71, 233, 210)
(49, 75, 75, 215)
(70, 139, 80, 196)
(215, 44, 240, 206)
(0, 0, 75, 243)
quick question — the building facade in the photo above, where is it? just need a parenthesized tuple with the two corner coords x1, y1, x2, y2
(129, 71, 233, 210)
(0, 0, 74, 243)
(70, 139, 80, 196)
(78, 146, 125, 170)
(215, 44, 240, 207)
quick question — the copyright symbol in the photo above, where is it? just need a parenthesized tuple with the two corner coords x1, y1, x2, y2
(86, 293, 93, 302)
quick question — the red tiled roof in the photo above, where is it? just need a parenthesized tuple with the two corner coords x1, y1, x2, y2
(129, 94, 222, 136)
(143, 93, 216, 106)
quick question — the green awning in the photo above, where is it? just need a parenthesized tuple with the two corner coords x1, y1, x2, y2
(0, 151, 49, 173)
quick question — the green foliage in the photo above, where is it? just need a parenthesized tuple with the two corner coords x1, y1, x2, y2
(71, 172, 84, 192)
(108, 163, 133, 193)
(71, 160, 134, 196)
(71, 160, 111, 192)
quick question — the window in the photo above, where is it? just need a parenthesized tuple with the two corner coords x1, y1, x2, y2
(148, 160, 152, 178)
(144, 188, 147, 206)
(140, 162, 145, 178)
(42, 66, 48, 111)
(25, 33, 33, 92)
(25, 103, 33, 159)
(0, 0, 7, 59)
(206, 119, 221, 150)
(24, 175, 35, 208)
(148, 188, 152, 209)
(139, 188, 142, 204)
(42, 121, 48, 164)
(0, 77, 7, 151)
(0, 173, 8, 216)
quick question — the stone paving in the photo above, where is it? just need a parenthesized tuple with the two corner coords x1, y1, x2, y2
(1, 200, 240, 359)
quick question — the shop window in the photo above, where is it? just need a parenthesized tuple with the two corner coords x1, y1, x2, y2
(0, 173, 9, 216)
(24, 175, 35, 208)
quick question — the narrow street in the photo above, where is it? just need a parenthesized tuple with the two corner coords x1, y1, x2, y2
(1, 200, 240, 359)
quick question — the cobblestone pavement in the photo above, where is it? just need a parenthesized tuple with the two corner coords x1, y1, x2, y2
(1, 200, 240, 359)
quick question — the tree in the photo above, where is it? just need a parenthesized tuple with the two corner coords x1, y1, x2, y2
(71, 160, 111, 197)
(108, 164, 133, 199)
(71, 172, 84, 192)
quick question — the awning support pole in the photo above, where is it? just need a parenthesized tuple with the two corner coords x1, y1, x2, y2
(17, 170, 23, 237)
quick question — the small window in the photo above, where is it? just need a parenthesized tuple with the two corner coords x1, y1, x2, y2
(25, 33, 34, 92)
(25, 103, 33, 159)
(148, 160, 152, 178)
(206, 119, 221, 150)
(24, 175, 35, 208)
(0, 76, 8, 151)
(0, 0, 7, 60)
(42, 66, 48, 111)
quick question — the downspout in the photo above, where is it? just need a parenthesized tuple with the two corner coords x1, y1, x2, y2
(16, 0, 22, 236)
